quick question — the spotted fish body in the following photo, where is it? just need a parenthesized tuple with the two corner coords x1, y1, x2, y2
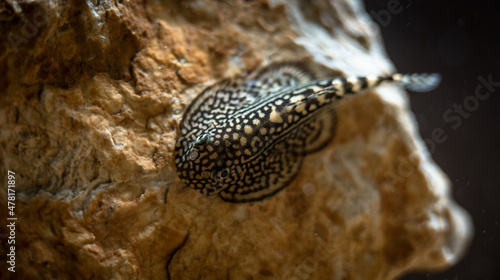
(175, 64, 440, 202)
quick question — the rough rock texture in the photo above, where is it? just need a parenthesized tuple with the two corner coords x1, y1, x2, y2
(0, 0, 472, 279)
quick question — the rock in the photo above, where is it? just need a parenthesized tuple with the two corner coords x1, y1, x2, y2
(0, 0, 472, 279)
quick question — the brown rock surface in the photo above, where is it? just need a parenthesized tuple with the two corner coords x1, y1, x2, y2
(0, 0, 472, 279)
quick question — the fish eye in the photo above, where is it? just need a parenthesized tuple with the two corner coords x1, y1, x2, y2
(194, 134, 209, 146)
(212, 168, 230, 181)
(220, 169, 229, 178)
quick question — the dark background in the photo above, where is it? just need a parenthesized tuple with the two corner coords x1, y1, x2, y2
(362, 0, 500, 279)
